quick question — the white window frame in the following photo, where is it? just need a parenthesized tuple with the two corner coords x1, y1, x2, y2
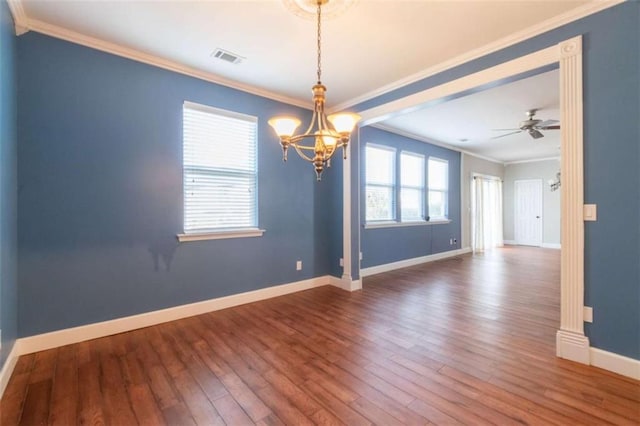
(177, 101, 264, 242)
(400, 151, 426, 223)
(428, 157, 449, 221)
(365, 144, 397, 223)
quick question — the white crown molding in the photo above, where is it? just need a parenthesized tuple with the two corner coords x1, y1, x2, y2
(505, 156, 560, 165)
(9, 0, 621, 113)
(6, 0, 28, 35)
(371, 123, 504, 165)
(17, 17, 312, 110)
(330, 0, 624, 112)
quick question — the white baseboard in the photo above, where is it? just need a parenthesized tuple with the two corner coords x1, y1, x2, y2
(0, 342, 22, 399)
(590, 347, 640, 380)
(18, 275, 336, 356)
(360, 247, 472, 277)
(556, 330, 590, 364)
(504, 241, 561, 249)
(330, 276, 362, 291)
(542, 243, 562, 249)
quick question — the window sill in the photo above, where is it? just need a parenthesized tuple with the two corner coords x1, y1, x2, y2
(177, 228, 265, 242)
(364, 220, 451, 229)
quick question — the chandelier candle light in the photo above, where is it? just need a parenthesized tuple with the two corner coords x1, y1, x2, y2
(268, 0, 361, 180)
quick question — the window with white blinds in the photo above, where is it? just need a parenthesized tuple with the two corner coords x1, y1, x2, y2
(365, 144, 396, 222)
(400, 152, 425, 222)
(428, 157, 449, 220)
(183, 101, 258, 234)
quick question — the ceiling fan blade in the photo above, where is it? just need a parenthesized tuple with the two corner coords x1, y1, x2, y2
(540, 125, 560, 130)
(529, 129, 544, 139)
(538, 119, 559, 127)
(491, 130, 522, 139)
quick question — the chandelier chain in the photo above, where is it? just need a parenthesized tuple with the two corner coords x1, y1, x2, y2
(316, 1, 322, 83)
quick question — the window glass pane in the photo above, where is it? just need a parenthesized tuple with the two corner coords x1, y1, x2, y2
(183, 102, 257, 233)
(428, 158, 448, 190)
(366, 146, 395, 185)
(366, 185, 394, 221)
(401, 153, 424, 187)
(428, 190, 446, 218)
(401, 188, 424, 221)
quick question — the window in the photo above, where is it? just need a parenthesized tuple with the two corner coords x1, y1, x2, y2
(400, 152, 425, 221)
(428, 157, 448, 220)
(365, 145, 396, 221)
(182, 101, 258, 236)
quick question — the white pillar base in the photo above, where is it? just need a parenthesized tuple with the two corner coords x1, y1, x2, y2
(556, 330, 590, 364)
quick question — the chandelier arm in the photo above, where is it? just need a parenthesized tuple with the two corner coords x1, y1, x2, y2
(302, 107, 319, 136)
(289, 133, 320, 146)
(293, 143, 316, 162)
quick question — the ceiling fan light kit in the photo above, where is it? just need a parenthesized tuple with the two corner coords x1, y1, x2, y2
(269, 0, 361, 180)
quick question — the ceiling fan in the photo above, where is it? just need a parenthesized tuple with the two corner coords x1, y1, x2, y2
(492, 109, 560, 139)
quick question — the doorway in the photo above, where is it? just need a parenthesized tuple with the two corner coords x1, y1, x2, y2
(353, 36, 589, 364)
(514, 179, 543, 246)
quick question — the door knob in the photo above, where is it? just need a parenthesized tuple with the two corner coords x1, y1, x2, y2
(536, 216, 540, 218)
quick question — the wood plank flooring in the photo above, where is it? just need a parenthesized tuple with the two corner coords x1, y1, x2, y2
(2, 246, 639, 425)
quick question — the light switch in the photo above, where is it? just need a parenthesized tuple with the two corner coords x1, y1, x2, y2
(583, 306, 593, 323)
(583, 204, 597, 221)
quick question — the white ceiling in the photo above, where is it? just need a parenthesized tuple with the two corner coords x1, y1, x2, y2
(14, 0, 615, 162)
(380, 69, 561, 163)
(19, 0, 597, 110)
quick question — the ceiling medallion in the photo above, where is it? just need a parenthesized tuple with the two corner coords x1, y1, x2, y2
(282, 0, 358, 20)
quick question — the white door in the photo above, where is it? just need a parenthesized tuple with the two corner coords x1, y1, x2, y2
(514, 179, 543, 246)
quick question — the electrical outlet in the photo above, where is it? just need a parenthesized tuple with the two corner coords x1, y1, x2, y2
(359, 252, 363, 261)
(453, 238, 457, 244)
(296, 260, 302, 271)
(339, 258, 344, 267)
(449, 238, 454, 245)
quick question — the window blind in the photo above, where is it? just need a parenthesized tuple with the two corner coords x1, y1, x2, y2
(183, 101, 258, 233)
(400, 152, 425, 221)
(365, 145, 396, 221)
(428, 157, 448, 220)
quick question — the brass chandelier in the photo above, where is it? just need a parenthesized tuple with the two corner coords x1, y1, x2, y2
(268, 0, 360, 180)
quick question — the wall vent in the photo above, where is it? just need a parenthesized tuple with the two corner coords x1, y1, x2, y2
(211, 48, 244, 64)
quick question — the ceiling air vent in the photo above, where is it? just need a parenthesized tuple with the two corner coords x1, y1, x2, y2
(211, 48, 244, 64)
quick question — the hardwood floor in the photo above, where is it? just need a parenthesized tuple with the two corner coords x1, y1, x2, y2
(2, 247, 639, 425)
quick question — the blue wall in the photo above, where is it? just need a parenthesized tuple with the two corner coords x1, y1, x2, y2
(10, 1, 639, 362)
(353, 3, 640, 360)
(16, 32, 342, 337)
(0, 1, 18, 368)
(358, 127, 461, 268)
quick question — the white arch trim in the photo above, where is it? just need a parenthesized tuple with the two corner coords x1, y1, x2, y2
(349, 36, 589, 364)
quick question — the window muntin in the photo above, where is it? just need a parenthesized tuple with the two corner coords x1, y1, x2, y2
(183, 101, 258, 234)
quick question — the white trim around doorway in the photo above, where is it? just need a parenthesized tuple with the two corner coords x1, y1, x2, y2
(353, 36, 589, 366)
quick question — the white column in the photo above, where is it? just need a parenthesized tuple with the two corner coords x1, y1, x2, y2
(556, 36, 590, 364)
(342, 140, 352, 284)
